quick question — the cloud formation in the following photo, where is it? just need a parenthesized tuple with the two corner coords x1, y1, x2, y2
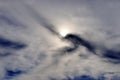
(0, 0, 120, 80)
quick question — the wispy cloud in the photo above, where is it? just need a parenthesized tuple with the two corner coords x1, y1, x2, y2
(0, 0, 120, 80)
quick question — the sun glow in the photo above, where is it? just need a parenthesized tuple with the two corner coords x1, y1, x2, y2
(59, 29, 69, 37)
(57, 21, 73, 37)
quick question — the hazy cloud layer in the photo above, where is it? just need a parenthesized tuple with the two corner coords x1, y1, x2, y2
(0, 0, 120, 80)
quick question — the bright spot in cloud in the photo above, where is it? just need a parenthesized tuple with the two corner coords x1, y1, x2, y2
(60, 28, 69, 37)
(57, 21, 73, 37)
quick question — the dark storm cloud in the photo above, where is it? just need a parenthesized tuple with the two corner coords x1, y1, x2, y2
(0, 37, 27, 50)
(103, 50, 120, 60)
(69, 75, 96, 80)
(4, 69, 25, 80)
(63, 34, 95, 53)
(101, 49, 120, 64)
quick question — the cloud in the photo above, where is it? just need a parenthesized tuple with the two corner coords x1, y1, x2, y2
(0, 0, 120, 80)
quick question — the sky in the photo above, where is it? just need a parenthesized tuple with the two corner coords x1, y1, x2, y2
(0, 0, 120, 80)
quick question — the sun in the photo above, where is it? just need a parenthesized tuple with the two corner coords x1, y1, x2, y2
(57, 21, 72, 37)
(59, 29, 69, 37)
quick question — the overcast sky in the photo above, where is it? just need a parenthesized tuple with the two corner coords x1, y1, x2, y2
(0, 0, 120, 80)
